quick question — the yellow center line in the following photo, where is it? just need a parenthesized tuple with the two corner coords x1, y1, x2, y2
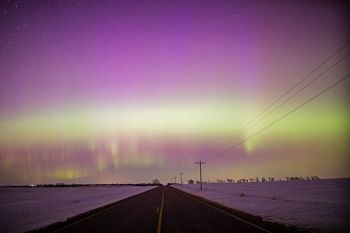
(156, 188, 165, 233)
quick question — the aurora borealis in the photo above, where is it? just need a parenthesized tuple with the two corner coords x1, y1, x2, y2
(0, 0, 349, 184)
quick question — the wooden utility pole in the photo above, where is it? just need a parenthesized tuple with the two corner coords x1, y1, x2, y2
(179, 172, 183, 184)
(195, 160, 206, 190)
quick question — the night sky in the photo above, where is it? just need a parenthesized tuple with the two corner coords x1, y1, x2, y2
(0, 0, 349, 184)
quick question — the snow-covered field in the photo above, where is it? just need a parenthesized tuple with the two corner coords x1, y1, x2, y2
(0, 185, 155, 233)
(174, 179, 350, 233)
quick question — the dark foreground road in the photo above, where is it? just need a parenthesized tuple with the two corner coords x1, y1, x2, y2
(37, 186, 307, 233)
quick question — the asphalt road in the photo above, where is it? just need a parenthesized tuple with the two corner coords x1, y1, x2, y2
(41, 186, 306, 233)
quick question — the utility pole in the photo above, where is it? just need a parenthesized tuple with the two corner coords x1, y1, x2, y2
(174, 175, 177, 184)
(195, 160, 206, 190)
(179, 172, 183, 184)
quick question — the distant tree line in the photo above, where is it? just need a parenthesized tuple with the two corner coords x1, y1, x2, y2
(187, 176, 320, 184)
(285, 176, 320, 181)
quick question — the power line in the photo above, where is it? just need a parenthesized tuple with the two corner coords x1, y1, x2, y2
(205, 72, 350, 162)
(226, 51, 350, 143)
(188, 42, 349, 187)
(212, 41, 350, 150)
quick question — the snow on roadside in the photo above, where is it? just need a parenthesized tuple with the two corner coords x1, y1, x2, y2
(0, 185, 156, 233)
(174, 179, 350, 233)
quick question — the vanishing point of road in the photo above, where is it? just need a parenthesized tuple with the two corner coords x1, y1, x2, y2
(37, 186, 307, 233)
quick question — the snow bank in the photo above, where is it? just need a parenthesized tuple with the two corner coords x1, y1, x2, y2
(0, 185, 155, 233)
(174, 179, 350, 233)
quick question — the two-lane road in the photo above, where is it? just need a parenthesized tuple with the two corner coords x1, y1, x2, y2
(41, 186, 305, 233)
